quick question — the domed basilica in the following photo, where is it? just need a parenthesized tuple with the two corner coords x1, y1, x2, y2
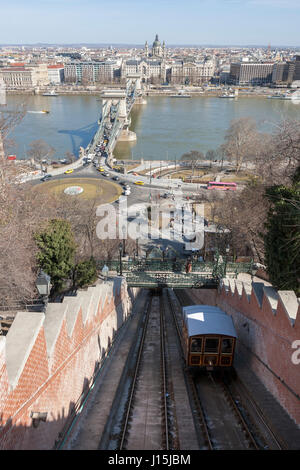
(121, 34, 167, 83)
(144, 34, 166, 58)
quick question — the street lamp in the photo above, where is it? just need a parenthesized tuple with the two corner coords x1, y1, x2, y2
(122, 226, 126, 256)
(101, 264, 109, 281)
(224, 245, 230, 278)
(36, 270, 51, 311)
(251, 264, 257, 283)
(119, 242, 123, 276)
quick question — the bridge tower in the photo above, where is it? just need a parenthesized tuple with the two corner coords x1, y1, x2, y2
(126, 73, 147, 105)
(99, 89, 136, 150)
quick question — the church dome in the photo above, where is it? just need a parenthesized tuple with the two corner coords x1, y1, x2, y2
(152, 34, 161, 47)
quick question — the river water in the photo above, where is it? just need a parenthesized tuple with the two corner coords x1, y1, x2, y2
(5, 94, 300, 161)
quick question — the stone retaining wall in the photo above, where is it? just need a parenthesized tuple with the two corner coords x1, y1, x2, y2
(0, 278, 139, 449)
(187, 280, 300, 425)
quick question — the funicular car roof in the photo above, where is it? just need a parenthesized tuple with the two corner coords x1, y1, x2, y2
(182, 305, 237, 338)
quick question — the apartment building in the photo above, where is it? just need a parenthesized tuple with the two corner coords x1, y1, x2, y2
(170, 59, 215, 85)
(0, 63, 49, 88)
(0, 76, 6, 104)
(47, 64, 64, 84)
(121, 58, 167, 83)
(64, 60, 121, 83)
(229, 62, 274, 85)
(272, 61, 295, 85)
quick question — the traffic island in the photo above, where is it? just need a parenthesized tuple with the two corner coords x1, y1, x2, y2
(32, 177, 122, 204)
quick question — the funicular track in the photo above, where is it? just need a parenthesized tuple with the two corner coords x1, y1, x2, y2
(165, 289, 213, 449)
(114, 290, 179, 450)
(172, 288, 287, 450)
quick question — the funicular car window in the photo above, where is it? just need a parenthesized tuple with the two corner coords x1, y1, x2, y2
(221, 338, 233, 353)
(205, 338, 219, 353)
(191, 338, 202, 353)
(190, 356, 201, 365)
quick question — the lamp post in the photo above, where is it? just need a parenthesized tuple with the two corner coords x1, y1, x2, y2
(36, 270, 51, 312)
(122, 226, 126, 257)
(224, 245, 230, 278)
(101, 264, 109, 281)
(251, 265, 257, 283)
(119, 242, 123, 276)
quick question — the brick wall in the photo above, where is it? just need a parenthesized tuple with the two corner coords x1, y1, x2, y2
(0, 278, 138, 449)
(188, 279, 300, 425)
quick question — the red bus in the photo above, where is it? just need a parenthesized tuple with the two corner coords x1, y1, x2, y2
(207, 181, 237, 190)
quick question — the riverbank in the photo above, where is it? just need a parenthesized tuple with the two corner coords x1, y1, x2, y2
(6, 85, 275, 98)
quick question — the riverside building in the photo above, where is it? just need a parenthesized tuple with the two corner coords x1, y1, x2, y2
(121, 34, 167, 83)
(47, 64, 65, 84)
(169, 59, 216, 85)
(64, 60, 121, 84)
(0, 63, 49, 88)
(272, 61, 295, 85)
(229, 62, 274, 85)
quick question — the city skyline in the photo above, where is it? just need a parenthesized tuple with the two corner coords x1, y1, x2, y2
(1, 0, 300, 47)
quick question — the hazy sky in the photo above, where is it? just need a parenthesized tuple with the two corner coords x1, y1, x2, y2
(0, 0, 299, 46)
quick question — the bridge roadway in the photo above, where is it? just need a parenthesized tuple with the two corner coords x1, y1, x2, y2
(86, 74, 143, 162)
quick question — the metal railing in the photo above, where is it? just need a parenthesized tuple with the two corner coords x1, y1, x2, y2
(0, 299, 44, 312)
(97, 259, 252, 274)
(124, 272, 217, 288)
(96, 257, 253, 288)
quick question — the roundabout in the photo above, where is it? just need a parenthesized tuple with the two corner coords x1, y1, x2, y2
(32, 177, 122, 204)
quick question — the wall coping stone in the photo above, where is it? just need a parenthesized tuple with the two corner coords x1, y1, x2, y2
(277, 291, 299, 326)
(263, 286, 279, 314)
(252, 282, 265, 308)
(5, 312, 45, 389)
(43, 303, 68, 357)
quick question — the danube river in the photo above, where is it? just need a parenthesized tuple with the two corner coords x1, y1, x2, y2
(6, 93, 300, 161)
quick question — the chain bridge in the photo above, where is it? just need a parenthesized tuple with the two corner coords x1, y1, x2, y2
(98, 258, 254, 289)
(86, 74, 144, 160)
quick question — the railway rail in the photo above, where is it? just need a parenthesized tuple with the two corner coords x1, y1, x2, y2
(173, 287, 289, 450)
(159, 293, 171, 450)
(165, 289, 213, 449)
(115, 292, 180, 450)
(118, 295, 153, 449)
(62, 287, 291, 450)
(223, 374, 288, 450)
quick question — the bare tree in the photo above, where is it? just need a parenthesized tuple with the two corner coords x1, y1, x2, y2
(65, 151, 76, 163)
(0, 103, 27, 189)
(222, 117, 258, 173)
(0, 185, 59, 304)
(181, 150, 204, 176)
(255, 119, 300, 185)
(210, 183, 269, 262)
(27, 139, 56, 170)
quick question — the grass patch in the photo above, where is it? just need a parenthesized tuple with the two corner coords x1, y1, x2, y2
(32, 177, 122, 203)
